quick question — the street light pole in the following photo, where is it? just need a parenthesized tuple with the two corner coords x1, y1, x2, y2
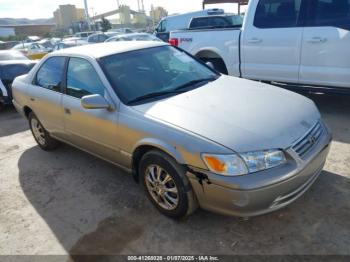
(84, 0, 91, 30)
(90, 7, 96, 31)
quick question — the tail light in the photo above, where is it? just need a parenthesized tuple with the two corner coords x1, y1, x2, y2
(169, 38, 179, 46)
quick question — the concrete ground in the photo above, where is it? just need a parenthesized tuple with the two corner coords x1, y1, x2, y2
(0, 92, 349, 256)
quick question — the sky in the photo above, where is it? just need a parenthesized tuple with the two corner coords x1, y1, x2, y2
(0, 0, 242, 19)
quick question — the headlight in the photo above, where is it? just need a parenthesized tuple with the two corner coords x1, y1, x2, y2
(202, 150, 286, 176)
(240, 150, 286, 173)
(202, 154, 248, 176)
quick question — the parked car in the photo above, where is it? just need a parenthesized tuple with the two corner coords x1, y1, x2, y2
(74, 31, 96, 41)
(155, 9, 224, 42)
(189, 14, 243, 29)
(35, 38, 61, 52)
(108, 28, 134, 34)
(87, 32, 121, 44)
(12, 43, 48, 60)
(12, 42, 331, 218)
(105, 33, 161, 42)
(170, 0, 350, 93)
(0, 50, 29, 61)
(0, 59, 37, 109)
(53, 40, 88, 51)
(0, 41, 20, 50)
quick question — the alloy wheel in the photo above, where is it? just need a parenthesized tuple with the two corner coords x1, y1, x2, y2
(145, 164, 179, 210)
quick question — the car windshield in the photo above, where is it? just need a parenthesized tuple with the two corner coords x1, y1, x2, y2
(99, 46, 219, 105)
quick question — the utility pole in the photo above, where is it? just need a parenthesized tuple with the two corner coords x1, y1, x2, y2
(116, 0, 120, 8)
(137, 0, 140, 11)
(141, 0, 145, 12)
(84, 0, 91, 30)
(151, 4, 155, 30)
(90, 7, 96, 31)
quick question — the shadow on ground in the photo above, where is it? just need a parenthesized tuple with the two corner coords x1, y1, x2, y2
(0, 106, 28, 137)
(18, 144, 350, 256)
(301, 92, 350, 144)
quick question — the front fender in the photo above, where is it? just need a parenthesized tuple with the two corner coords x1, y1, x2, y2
(132, 137, 186, 164)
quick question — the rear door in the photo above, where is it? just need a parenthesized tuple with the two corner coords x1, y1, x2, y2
(28, 56, 66, 136)
(241, 0, 305, 83)
(62, 57, 120, 163)
(299, 0, 350, 88)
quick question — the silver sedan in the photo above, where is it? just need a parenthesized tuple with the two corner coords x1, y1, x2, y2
(12, 42, 332, 218)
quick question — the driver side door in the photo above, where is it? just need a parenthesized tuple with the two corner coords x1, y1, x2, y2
(62, 57, 121, 164)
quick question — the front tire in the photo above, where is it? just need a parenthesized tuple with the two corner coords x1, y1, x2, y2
(28, 112, 59, 151)
(139, 150, 198, 219)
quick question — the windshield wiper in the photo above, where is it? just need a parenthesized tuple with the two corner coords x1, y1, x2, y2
(127, 77, 218, 105)
(173, 77, 218, 91)
(127, 90, 186, 105)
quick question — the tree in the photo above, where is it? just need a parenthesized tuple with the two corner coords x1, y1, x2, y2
(101, 16, 112, 32)
(150, 6, 168, 23)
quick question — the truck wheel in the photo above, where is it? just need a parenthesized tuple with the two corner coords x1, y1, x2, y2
(28, 112, 59, 151)
(139, 150, 198, 219)
(202, 58, 228, 75)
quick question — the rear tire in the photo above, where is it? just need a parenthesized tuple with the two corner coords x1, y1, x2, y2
(139, 150, 198, 219)
(28, 112, 59, 151)
(201, 58, 228, 75)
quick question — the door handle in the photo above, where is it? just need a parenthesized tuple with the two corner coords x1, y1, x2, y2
(64, 108, 71, 115)
(306, 37, 327, 43)
(247, 38, 263, 44)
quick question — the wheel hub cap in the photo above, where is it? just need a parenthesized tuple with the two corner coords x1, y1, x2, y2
(145, 165, 179, 210)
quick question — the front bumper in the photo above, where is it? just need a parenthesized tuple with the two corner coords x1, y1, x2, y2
(188, 128, 332, 217)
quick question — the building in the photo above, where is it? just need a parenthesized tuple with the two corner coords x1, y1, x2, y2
(92, 5, 149, 28)
(53, 4, 86, 29)
(0, 24, 55, 37)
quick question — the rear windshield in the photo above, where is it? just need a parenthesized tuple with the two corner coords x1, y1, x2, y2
(190, 15, 243, 29)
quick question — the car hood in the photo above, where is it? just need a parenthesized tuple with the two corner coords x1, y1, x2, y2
(132, 76, 320, 153)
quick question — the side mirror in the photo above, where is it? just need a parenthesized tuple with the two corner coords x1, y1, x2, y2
(81, 94, 112, 110)
(206, 61, 215, 70)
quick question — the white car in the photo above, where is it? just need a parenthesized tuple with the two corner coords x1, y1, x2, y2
(170, 0, 350, 92)
(105, 33, 161, 43)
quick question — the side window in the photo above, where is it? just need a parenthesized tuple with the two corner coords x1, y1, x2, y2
(99, 35, 108, 42)
(190, 18, 209, 28)
(212, 17, 231, 27)
(66, 58, 105, 99)
(254, 0, 302, 28)
(35, 57, 66, 91)
(159, 20, 167, 32)
(307, 0, 350, 30)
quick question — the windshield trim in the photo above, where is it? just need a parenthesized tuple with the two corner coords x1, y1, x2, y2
(98, 45, 220, 106)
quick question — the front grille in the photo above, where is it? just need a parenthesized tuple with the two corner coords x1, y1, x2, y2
(292, 121, 324, 158)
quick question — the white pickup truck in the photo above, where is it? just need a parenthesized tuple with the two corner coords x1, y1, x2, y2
(170, 0, 350, 92)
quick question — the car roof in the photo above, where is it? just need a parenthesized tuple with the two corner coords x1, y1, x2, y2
(52, 41, 168, 59)
(0, 50, 23, 54)
(0, 60, 37, 66)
